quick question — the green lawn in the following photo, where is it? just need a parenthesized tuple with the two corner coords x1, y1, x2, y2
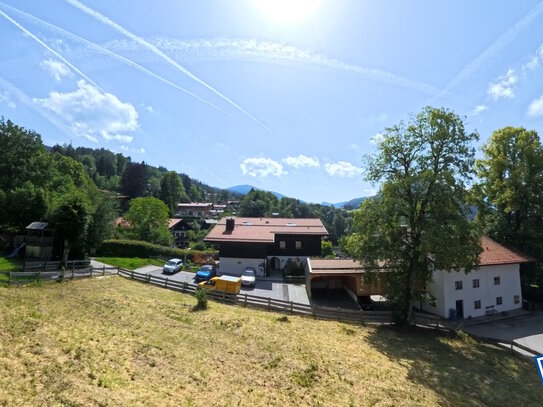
(95, 257, 165, 270)
(0, 277, 541, 406)
(0, 257, 23, 272)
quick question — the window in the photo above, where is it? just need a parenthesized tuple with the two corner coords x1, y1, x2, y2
(472, 279, 480, 288)
(455, 281, 463, 290)
(295, 241, 302, 249)
(514, 295, 520, 305)
(279, 241, 286, 249)
(496, 296, 503, 305)
(474, 300, 481, 309)
(494, 276, 501, 285)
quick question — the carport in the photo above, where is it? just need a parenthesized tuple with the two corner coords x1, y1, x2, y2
(306, 259, 384, 305)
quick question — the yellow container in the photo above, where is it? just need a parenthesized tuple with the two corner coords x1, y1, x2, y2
(199, 275, 241, 295)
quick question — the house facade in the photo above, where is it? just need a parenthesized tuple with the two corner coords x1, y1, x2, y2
(204, 217, 328, 276)
(421, 237, 532, 319)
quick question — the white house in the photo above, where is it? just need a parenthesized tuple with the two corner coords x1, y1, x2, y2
(422, 237, 532, 319)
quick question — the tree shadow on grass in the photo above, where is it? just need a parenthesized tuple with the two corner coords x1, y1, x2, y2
(365, 326, 543, 406)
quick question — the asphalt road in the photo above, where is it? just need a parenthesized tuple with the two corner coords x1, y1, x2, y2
(135, 265, 310, 304)
(464, 311, 543, 354)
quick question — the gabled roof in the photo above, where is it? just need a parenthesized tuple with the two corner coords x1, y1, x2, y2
(479, 236, 534, 266)
(204, 217, 328, 243)
(168, 218, 183, 229)
(26, 222, 49, 230)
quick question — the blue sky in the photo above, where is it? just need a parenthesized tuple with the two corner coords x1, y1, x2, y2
(1, 0, 543, 203)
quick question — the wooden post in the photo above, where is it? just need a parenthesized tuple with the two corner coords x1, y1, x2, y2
(131, 270, 134, 279)
(116, 266, 120, 275)
(165, 278, 169, 288)
(435, 316, 439, 330)
(244, 293, 248, 307)
(182, 282, 186, 293)
(336, 307, 341, 322)
(90, 266, 93, 278)
(267, 297, 271, 310)
(71, 264, 75, 280)
(290, 301, 294, 314)
(311, 305, 316, 319)
(37, 270, 41, 283)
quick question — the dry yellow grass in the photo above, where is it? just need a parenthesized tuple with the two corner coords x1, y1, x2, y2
(0, 277, 541, 406)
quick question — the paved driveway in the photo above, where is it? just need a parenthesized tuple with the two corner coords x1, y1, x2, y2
(135, 266, 310, 305)
(464, 311, 543, 354)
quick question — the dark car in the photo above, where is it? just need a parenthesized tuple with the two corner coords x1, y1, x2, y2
(194, 265, 217, 282)
(358, 296, 375, 311)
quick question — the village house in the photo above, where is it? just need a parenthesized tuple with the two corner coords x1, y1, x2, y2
(306, 236, 531, 319)
(204, 217, 328, 276)
(176, 202, 213, 217)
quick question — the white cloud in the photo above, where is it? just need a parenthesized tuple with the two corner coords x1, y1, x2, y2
(487, 69, 518, 100)
(528, 95, 543, 117)
(471, 105, 488, 116)
(370, 132, 385, 146)
(146, 105, 154, 113)
(0, 91, 16, 109)
(348, 143, 358, 151)
(282, 154, 320, 169)
(34, 80, 139, 143)
(523, 45, 543, 71)
(39, 58, 73, 81)
(240, 158, 287, 177)
(325, 161, 361, 178)
(364, 188, 378, 196)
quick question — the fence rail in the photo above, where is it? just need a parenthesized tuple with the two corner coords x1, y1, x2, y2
(4, 265, 119, 285)
(117, 268, 393, 324)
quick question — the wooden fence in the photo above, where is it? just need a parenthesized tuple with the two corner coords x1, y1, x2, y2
(1, 265, 119, 285)
(23, 259, 91, 271)
(117, 268, 393, 325)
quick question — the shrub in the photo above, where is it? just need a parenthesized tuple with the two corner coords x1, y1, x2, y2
(97, 239, 217, 261)
(194, 287, 208, 310)
(191, 241, 206, 251)
(284, 259, 305, 276)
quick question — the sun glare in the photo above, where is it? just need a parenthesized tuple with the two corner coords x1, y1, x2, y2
(255, 0, 321, 24)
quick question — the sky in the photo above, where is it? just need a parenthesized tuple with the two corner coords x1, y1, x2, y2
(1, 0, 543, 204)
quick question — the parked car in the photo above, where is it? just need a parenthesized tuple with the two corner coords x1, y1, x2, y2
(199, 275, 241, 295)
(358, 296, 375, 311)
(241, 267, 256, 287)
(163, 258, 183, 274)
(194, 264, 216, 282)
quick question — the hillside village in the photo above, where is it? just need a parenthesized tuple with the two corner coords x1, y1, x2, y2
(2, 1, 543, 405)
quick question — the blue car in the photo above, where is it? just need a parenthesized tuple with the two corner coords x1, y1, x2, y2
(194, 265, 217, 282)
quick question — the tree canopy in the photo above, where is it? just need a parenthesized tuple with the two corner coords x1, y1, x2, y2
(347, 106, 481, 323)
(123, 197, 172, 246)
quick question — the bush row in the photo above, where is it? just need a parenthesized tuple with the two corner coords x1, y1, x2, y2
(98, 239, 217, 263)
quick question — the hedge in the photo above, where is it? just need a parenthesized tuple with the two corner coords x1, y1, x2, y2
(98, 239, 217, 263)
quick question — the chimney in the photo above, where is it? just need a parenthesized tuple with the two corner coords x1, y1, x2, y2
(226, 217, 235, 232)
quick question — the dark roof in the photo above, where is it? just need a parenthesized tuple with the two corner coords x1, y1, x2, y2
(26, 222, 49, 230)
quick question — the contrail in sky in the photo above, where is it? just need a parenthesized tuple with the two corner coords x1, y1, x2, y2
(0, 8, 100, 89)
(0, 2, 231, 116)
(435, 0, 543, 100)
(64, 0, 271, 131)
(0, 74, 75, 142)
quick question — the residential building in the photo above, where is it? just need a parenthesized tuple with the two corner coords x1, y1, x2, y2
(204, 217, 328, 276)
(176, 202, 212, 217)
(421, 237, 532, 319)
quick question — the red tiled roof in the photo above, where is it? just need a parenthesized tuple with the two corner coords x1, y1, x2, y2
(479, 236, 534, 266)
(204, 217, 328, 243)
(309, 259, 365, 274)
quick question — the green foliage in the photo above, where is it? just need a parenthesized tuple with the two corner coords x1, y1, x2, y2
(191, 241, 206, 251)
(194, 287, 208, 310)
(188, 184, 203, 202)
(321, 240, 334, 257)
(160, 171, 188, 215)
(50, 193, 90, 260)
(284, 259, 306, 276)
(239, 189, 279, 217)
(474, 126, 543, 296)
(124, 197, 173, 246)
(347, 106, 481, 324)
(121, 162, 149, 198)
(86, 194, 118, 250)
(97, 239, 215, 260)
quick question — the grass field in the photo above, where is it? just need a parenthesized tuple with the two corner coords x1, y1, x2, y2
(95, 257, 165, 270)
(0, 257, 23, 284)
(0, 277, 541, 406)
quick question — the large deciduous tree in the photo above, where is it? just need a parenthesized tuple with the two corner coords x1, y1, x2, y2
(474, 127, 543, 296)
(124, 197, 172, 246)
(347, 107, 481, 324)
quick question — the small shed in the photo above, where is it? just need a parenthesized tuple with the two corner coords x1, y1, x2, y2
(25, 221, 54, 260)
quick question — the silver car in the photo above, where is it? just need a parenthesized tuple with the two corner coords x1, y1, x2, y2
(241, 267, 256, 287)
(163, 258, 183, 274)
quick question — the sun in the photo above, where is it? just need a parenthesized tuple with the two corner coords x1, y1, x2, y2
(254, 0, 321, 24)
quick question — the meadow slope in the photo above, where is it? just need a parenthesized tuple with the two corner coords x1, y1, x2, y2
(0, 277, 541, 406)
